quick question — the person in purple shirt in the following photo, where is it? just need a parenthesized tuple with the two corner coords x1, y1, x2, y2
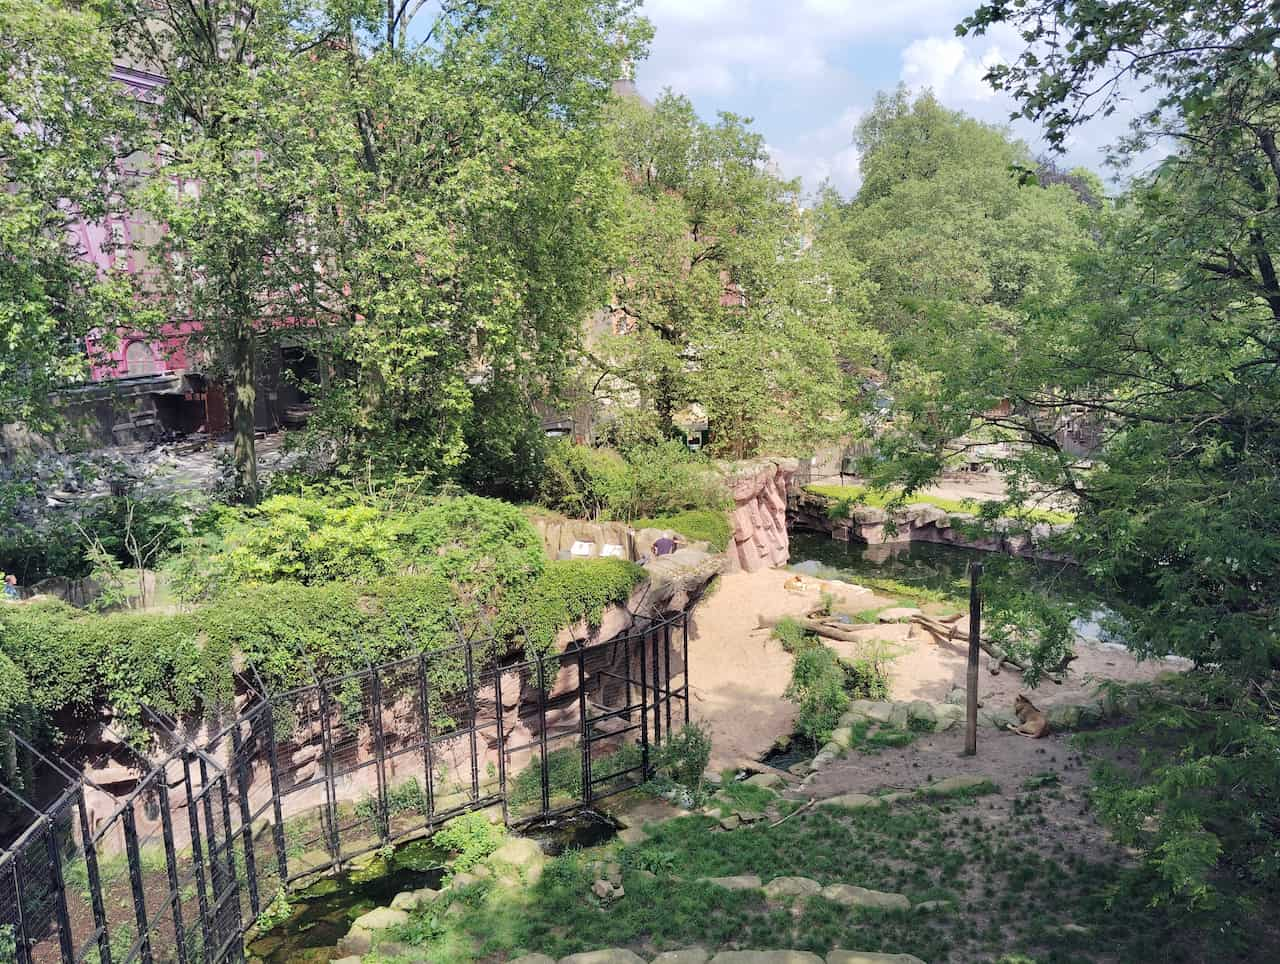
(651, 533, 678, 557)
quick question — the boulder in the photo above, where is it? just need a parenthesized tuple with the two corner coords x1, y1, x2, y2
(617, 826, 648, 845)
(559, 950, 647, 964)
(830, 726, 856, 750)
(764, 876, 822, 899)
(350, 906, 409, 932)
(819, 884, 910, 912)
(818, 794, 883, 812)
(718, 814, 742, 831)
(336, 926, 373, 957)
(390, 890, 423, 911)
(933, 704, 964, 731)
(491, 837, 545, 869)
(332, 957, 363, 964)
(709, 953, 824, 964)
(706, 874, 763, 891)
(745, 772, 783, 790)
(905, 701, 936, 729)
(510, 956, 557, 964)
(826, 953, 926, 964)
(860, 702, 897, 724)
(652, 950, 710, 964)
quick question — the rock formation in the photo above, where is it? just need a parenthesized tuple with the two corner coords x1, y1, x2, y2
(723, 458, 797, 573)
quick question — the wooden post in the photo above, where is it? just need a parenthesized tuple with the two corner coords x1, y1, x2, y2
(964, 562, 983, 756)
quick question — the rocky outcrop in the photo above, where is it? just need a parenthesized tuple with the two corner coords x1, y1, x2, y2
(791, 489, 1070, 562)
(724, 458, 797, 573)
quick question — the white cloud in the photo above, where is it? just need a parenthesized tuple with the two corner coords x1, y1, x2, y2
(767, 106, 864, 196)
(901, 35, 1004, 103)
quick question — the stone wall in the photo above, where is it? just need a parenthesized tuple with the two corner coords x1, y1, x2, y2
(723, 458, 797, 573)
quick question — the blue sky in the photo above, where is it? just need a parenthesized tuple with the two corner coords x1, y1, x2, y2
(631, 0, 1150, 197)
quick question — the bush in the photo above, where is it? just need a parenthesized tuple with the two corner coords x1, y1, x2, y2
(785, 643, 849, 747)
(655, 721, 713, 803)
(508, 745, 583, 809)
(538, 443, 634, 520)
(771, 616, 814, 654)
(631, 509, 731, 551)
(432, 811, 505, 872)
(624, 441, 726, 518)
(499, 559, 646, 661)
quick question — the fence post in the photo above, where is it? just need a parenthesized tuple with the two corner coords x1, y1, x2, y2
(464, 641, 480, 803)
(577, 646, 591, 805)
(663, 618, 673, 737)
(155, 780, 189, 964)
(316, 686, 340, 862)
(416, 653, 437, 823)
(75, 792, 112, 964)
(682, 610, 691, 726)
(122, 804, 154, 964)
(181, 753, 214, 956)
(493, 663, 509, 824)
(262, 702, 290, 885)
(8, 853, 31, 964)
(964, 562, 983, 757)
(229, 722, 260, 915)
(535, 652, 550, 816)
(43, 821, 75, 963)
(651, 629, 662, 748)
(637, 629, 650, 779)
(368, 667, 390, 846)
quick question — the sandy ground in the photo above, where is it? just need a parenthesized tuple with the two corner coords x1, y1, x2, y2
(688, 566, 1176, 771)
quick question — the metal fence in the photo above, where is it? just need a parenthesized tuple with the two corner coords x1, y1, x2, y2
(0, 607, 690, 964)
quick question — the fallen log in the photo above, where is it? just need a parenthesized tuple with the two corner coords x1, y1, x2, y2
(910, 614, 1066, 684)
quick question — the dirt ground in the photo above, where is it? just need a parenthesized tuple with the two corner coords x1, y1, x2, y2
(688, 566, 1179, 771)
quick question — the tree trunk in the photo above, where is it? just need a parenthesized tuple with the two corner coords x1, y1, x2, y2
(231, 324, 259, 504)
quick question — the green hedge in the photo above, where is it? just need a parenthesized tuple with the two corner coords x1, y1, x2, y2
(632, 509, 732, 552)
(805, 484, 1074, 525)
(499, 559, 646, 660)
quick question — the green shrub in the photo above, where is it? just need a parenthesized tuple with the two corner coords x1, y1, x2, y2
(624, 441, 726, 518)
(771, 616, 815, 654)
(499, 559, 645, 661)
(655, 722, 713, 803)
(631, 509, 731, 551)
(432, 811, 505, 872)
(538, 443, 634, 520)
(785, 643, 849, 747)
(508, 745, 583, 809)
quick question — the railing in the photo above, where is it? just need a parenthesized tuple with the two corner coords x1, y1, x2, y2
(0, 607, 691, 964)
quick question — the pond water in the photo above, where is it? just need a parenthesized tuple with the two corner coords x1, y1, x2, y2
(787, 530, 1100, 615)
(246, 840, 448, 964)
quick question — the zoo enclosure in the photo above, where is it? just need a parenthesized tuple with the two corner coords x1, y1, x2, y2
(0, 607, 692, 964)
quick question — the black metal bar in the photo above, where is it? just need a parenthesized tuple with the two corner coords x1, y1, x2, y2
(215, 775, 244, 946)
(368, 667, 390, 846)
(75, 791, 112, 964)
(576, 646, 591, 805)
(229, 722, 260, 916)
(965, 562, 983, 757)
(651, 629, 662, 747)
(181, 753, 214, 956)
(637, 629, 650, 779)
(622, 633, 632, 722)
(316, 686, 340, 861)
(536, 653, 550, 816)
(417, 653, 437, 821)
(493, 665, 509, 825)
(464, 642, 480, 803)
(43, 821, 75, 963)
(683, 611, 691, 725)
(9, 847, 31, 964)
(262, 702, 290, 886)
(663, 618, 673, 736)
(122, 805, 154, 964)
(155, 779, 189, 964)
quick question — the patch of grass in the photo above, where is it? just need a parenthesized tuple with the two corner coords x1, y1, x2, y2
(714, 780, 779, 816)
(632, 509, 732, 551)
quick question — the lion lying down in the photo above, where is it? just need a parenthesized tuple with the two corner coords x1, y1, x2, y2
(1008, 694, 1050, 738)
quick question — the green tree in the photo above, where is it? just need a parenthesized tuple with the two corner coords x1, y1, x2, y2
(596, 93, 876, 458)
(861, 0, 1280, 904)
(288, 0, 649, 484)
(0, 0, 151, 428)
(116, 0, 332, 503)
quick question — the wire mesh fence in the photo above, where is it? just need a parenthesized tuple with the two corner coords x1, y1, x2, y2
(0, 606, 691, 964)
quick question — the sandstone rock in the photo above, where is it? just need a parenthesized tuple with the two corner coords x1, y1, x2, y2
(617, 827, 648, 845)
(906, 701, 936, 728)
(709, 953, 824, 964)
(933, 704, 964, 731)
(912, 899, 954, 914)
(918, 774, 997, 798)
(818, 793, 883, 811)
(879, 792, 913, 805)
(830, 726, 856, 749)
(861, 702, 897, 724)
(336, 926, 373, 956)
(412, 887, 441, 903)
(819, 884, 910, 912)
(332, 957, 363, 964)
(351, 907, 409, 932)
(788, 761, 814, 777)
(764, 876, 822, 898)
(826, 952, 926, 964)
(1046, 703, 1083, 729)
(492, 837, 545, 869)
(719, 814, 742, 831)
(559, 950, 647, 964)
(745, 772, 783, 790)
(706, 874, 762, 891)
(652, 950, 710, 964)
(977, 709, 1017, 729)
(592, 878, 624, 901)
(509, 956, 556, 964)
(390, 890, 422, 911)
(944, 687, 967, 706)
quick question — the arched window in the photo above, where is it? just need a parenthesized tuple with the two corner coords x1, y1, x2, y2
(124, 341, 157, 376)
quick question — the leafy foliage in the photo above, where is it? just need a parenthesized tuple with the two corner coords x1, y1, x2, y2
(432, 812, 506, 873)
(784, 644, 849, 748)
(631, 510, 731, 552)
(498, 559, 645, 661)
(538, 443, 635, 521)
